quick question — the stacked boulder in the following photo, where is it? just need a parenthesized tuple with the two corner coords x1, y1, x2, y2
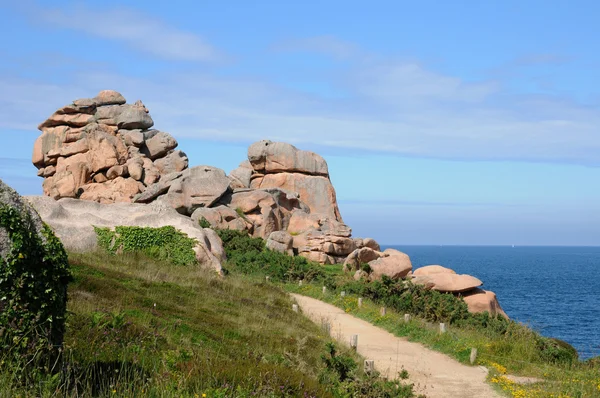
(412, 265, 508, 318)
(32, 90, 188, 203)
(231, 140, 362, 264)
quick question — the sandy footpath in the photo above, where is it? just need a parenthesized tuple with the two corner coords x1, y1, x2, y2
(291, 294, 502, 398)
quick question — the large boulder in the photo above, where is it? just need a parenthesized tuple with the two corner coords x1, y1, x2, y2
(461, 288, 508, 319)
(26, 195, 224, 274)
(247, 140, 343, 221)
(412, 273, 483, 293)
(368, 248, 412, 280)
(343, 247, 383, 271)
(266, 231, 294, 256)
(413, 265, 457, 276)
(190, 206, 250, 232)
(248, 140, 328, 176)
(229, 160, 253, 189)
(158, 166, 231, 215)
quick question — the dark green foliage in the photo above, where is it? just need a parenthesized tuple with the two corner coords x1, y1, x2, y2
(94, 226, 197, 266)
(535, 337, 579, 365)
(216, 229, 328, 283)
(321, 342, 356, 382)
(320, 342, 418, 397)
(341, 275, 471, 324)
(198, 217, 211, 229)
(0, 205, 72, 371)
(360, 263, 372, 274)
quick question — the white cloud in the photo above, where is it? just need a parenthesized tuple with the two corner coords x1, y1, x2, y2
(1, 35, 599, 165)
(32, 4, 219, 62)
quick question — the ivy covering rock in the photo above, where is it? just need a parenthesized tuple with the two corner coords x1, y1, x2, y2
(0, 178, 71, 371)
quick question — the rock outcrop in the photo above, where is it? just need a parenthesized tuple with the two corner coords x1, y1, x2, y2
(32, 90, 188, 203)
(461, 288, 508, 319)
(26, 195, 224, 273)
(368, 249, 413, 280)
(412, 273, 483, 293)
(411, 264, 507, 318)
(28, 90, 511, 319)
(247, 140, 343, 221)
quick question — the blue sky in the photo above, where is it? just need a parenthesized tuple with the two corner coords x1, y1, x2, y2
(1, 0, 599, 245)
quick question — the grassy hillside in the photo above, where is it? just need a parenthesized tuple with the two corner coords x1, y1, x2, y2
(1, 250, 417, 397)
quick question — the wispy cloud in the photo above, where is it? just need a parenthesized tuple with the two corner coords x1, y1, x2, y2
(272, 35, 358, 58)
(28, 3, 219, 62)
(1, 25, 598, 166)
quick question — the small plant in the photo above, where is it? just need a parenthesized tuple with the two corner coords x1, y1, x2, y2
(398, 367, 409, 379)
(321, 342, 357, 382)
(94, 226, 197, 266)
(198, 217, 211, 229)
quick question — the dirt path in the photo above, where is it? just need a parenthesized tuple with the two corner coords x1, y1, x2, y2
(291, 294, 502, 398)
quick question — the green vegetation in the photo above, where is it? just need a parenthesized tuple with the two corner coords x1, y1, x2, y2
(1, 244, 419, 396)
(95, 225, 197, 266)
(6, 224, 600, 397)
(216, 229, 332, 285)
(218, 230, 600, 397)
(0, 205, 72, 374)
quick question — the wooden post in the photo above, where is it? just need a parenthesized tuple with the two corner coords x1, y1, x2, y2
(322, 286, 327, 294)
(299, 280, 303, 286)
(321, 320, 331, 335)
(341, 291, 346, 297)
(265, 276, 270, 282)
(380, 307, 386, 316)
(404, 314, 411, 323)
(364, 360, 375, 375)
(358, 297, 363, 308)
(470, 348, 478, 365)
(350, 334, 358, 350)
(292, 304, 298, 313)
(439, 323, 446, 333)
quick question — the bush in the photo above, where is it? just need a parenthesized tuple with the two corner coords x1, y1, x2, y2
(95, 226, 197, 266)
(216, 229, 328, 283)
(0, 205, 71, 371)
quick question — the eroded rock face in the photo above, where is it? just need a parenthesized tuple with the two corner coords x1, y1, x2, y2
(158, 166, 230, 215)
(412, 273, 483, 293)
(247, 140, 342, 221)
(461, 288, 508, 319)
(343, 247, 383, 272)
(266, 231, 294, 256)
(26, 195, 224, 274)
(33, 90, 188, 203)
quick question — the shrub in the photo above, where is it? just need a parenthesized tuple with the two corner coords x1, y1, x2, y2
(216, 229, 327, 282)
(94, 226, 197, 266)
(198, 217, 211, 229)
(0, 205, 71, 371)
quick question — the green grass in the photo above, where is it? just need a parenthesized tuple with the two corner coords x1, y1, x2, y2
(0, 250, 419, 397)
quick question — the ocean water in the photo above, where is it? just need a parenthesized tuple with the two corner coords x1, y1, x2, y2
(385, 245, 600, 360)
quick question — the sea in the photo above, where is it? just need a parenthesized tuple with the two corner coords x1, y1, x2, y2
(385, 245, 600, 360)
